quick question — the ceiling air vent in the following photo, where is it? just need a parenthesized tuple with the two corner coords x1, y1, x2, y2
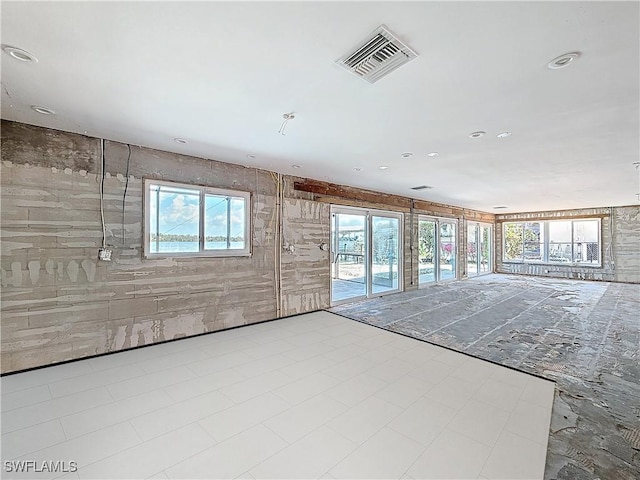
(411, 185, 433, 191)
(336, 25, 418, 84)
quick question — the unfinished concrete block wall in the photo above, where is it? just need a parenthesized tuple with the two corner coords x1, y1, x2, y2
(0, 121, 329, 373)
(280, 197, 331, 315)
(495, 207, 640, 283)
(404, 212, 419, 290)
(611, 206, 640, 283)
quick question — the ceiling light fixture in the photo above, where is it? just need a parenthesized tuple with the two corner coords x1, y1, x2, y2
(548, 52, 581, 70)
(247, 154, 256, 159)
(174, 138, 187, 144)
(31, 105, 54, 115)
(291, 164, 301, 169)
(497, 132, 511, 138)
(469, 131, 485, 139)
(1, 45, 38, 63)
(401, 152, 413, 158)
(353, 167, 362, 172)
(379, 166, 389, 170)
(427, 152, 439, 157)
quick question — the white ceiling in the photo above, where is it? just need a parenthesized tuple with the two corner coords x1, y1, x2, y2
(2, 1, 639, 213)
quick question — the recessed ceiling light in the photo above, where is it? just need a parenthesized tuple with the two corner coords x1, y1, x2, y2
(548, 52, 580, 70)
(1, 45, 38, 63)
(401, 152, 413, 158)
(31, 105, 54, 115)
(497, 132, 511, 138)
(427, 152, 439, 157)
(493, 206, 508, 209)
(247, 154, 256, 159)
(291, 164, 301, 169)
(174, 138, 187, 144)
(469, 131, 485, 139)
(353, 167, 362, 172)
(379, 166, 389, 170)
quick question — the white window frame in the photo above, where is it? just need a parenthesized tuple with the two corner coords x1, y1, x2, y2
(502, 218, 601, 267)
(143, 178, 251, 258)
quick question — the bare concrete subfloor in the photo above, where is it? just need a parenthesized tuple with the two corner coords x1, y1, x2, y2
(330, 274, 640, 480)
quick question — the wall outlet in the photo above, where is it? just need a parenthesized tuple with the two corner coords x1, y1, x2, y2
(98, 247, 113, 261)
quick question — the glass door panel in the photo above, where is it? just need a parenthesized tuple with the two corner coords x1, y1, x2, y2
(331, 212, 367, 302)
(439, 222, 456, 281)
(480, 226, 491, 273)
(371, 216, 400, 294)
(418, 220, 436, 284)
(331, 208, 403, 304)
(467, 225, 478, 277)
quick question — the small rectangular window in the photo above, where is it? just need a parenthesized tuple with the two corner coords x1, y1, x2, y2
(144, 179, 251, 258)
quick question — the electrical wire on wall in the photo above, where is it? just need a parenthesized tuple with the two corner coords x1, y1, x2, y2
(273, 172, 283, 317)
(121, 144, 131, 246)
(606, 207, 615, 270)
(99, 138, 107, 249)
(319, 203, 329, 252)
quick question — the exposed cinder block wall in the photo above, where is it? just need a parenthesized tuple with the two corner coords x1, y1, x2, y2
(280, 197, 331, 315)
(4, 120, 635, 372)
(0, 121, 329, 373)
(611, 206, 640, 283)
(495, 207, 640, 283)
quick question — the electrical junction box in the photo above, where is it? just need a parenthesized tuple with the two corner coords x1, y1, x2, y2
(98, 247, 113, 261)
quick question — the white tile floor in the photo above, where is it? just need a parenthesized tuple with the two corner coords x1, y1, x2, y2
(1, 311, 555, 479)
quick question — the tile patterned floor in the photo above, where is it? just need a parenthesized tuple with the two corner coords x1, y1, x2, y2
(1, 311, 554, 479)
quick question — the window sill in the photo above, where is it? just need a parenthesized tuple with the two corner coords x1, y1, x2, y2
(144, 251, 252, 259)
(502, 261, 602, 269)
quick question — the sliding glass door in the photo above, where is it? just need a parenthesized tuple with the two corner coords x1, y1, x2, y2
(479, 224, 491, 274)
(467, 224, 479, 277)
(439, 221, 457, 281)
(418, 217, 457, 285)
(331, 212, 367, 302)
(467, 222, 492, 277)
(418, 219, 436, 284)
(331, 207, 403, 304)
(371, 215, 400, 294)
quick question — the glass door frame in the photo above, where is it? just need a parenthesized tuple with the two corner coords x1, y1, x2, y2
(466, 221, 493, 277)
(331, 205, 404, 306)
(331, 207, 368, 305)
(418, 215, 459, 287)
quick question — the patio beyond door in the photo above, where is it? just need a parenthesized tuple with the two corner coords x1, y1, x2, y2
(331, 207, 402, 304)
(418, 217, 458, 285)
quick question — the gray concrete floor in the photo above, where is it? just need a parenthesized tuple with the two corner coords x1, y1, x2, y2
(330, 274, 640, 480)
